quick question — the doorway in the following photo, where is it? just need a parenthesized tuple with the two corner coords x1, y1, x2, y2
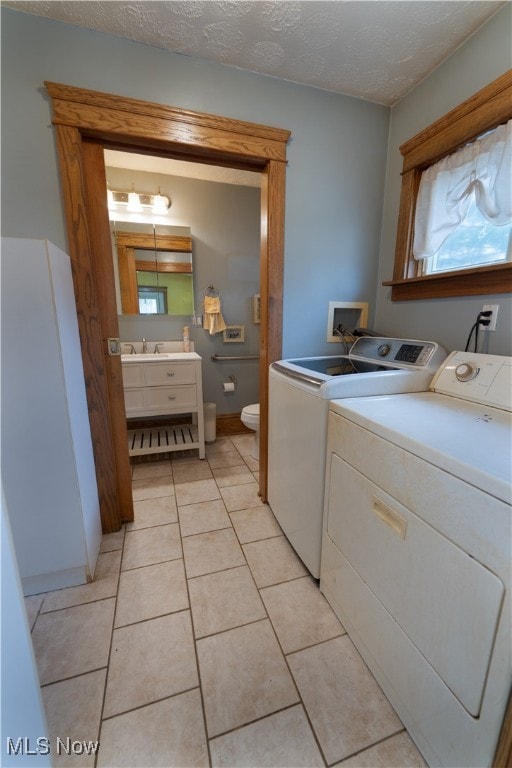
(45, 82, 290, 533)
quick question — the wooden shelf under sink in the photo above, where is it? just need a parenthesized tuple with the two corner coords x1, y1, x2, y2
(127, 423, 200, 456)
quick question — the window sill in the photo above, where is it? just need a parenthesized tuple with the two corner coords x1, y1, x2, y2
(383, 263, 512, 300)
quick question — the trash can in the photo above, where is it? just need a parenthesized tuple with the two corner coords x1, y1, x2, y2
(203, 403, 216, 443)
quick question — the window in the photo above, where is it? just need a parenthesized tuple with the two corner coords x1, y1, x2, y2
(138, 285, 168, 314)
(425, 195, 511, 274)
(384, 71, 512, 300)
(415, 121, 512, 275)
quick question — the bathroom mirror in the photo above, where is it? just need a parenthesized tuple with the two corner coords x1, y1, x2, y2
(113, 223, 194, 315)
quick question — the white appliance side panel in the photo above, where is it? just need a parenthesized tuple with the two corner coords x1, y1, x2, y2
(1, 238, 89, 587)
(326, 452, 504, 716)
(268, 369, 328, 577)
(48, 242, 101, 578)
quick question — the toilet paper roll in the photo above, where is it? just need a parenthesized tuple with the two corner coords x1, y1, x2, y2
(223, 381, 235, 392)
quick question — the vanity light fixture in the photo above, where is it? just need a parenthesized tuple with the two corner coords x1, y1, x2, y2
(107, 189, 171, 214)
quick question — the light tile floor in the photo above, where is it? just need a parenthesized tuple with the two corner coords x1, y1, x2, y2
(26, 435, 427, 768)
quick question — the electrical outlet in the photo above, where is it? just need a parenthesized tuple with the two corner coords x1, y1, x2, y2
(481, 304, 499, 331)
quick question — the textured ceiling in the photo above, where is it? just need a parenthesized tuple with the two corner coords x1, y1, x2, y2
(104, 149, 262, 187)
(4, 0, 507, 186)
(3, 1, 506, 105)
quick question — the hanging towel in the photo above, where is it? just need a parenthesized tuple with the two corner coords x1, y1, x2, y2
(203, 295, 227, 335)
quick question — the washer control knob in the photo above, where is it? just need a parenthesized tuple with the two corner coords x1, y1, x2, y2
(378, 344, 391, 357)
(455, 362, 480, 382)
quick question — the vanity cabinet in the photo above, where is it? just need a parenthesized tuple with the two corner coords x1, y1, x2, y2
(122, 353, 205, 459)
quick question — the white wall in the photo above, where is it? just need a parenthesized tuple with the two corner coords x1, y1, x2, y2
(1, 492, 51, 767)
(375, 4, 512, 355)
(0, 7, 389, 358)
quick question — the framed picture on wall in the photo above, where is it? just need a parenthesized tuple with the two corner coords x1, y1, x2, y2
(223, 325, 245, 343)
(253, 294, 260, 324)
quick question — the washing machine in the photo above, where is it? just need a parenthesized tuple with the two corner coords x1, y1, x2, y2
(320, 351, 511, 766)
(267, 337, 446, 577)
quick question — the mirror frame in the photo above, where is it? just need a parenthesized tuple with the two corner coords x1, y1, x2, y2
(115, 230, 193, 314)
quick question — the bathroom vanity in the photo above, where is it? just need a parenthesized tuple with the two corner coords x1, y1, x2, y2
(122, 348, 205, 459)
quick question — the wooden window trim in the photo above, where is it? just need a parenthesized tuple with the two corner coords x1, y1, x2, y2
(383, 70, 512, 300)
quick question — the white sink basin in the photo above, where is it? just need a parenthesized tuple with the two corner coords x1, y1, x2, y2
(121, 353, 183, 362)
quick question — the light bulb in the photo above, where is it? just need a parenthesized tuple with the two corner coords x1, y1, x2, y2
(127, 191, 143, 212)
(152, 193, 170, 215)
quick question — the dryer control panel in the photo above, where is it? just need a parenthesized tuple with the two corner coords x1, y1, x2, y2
(431, 351, 512, 411)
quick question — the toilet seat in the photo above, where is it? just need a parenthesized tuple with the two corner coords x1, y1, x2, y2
(241, 403, 259, 427)
(241, 404, 260, 459)
(242, 403, 259, 417)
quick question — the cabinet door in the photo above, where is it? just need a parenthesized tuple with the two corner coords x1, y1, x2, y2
(144, 362, 195, 386)
(122, 364, 144, 388)
(124, 389, 145, 412)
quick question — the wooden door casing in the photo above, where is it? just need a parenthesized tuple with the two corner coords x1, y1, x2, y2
(53, 124, 130, 531)
(46, 82, 290, 529)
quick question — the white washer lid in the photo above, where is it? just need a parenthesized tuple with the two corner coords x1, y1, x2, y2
(243, 403, 259, 416)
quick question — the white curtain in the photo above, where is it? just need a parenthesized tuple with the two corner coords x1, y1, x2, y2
(413, 119, 512, 260)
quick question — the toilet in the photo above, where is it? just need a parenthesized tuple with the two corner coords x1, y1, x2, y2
(241, 403, 260, 460)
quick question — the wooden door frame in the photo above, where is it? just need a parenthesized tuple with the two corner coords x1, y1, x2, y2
(45, 82, 290, 530)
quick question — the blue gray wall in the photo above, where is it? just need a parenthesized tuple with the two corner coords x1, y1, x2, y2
(1, 7, 389, 362)
(1, 5, 510, 360)
(376, 4, 512, 355)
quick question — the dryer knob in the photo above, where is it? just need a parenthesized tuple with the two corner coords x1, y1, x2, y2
(378, 344, 391, 357)
(455, 362, 480, 382)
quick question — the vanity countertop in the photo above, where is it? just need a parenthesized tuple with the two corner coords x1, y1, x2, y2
(121, 352, 201, 363)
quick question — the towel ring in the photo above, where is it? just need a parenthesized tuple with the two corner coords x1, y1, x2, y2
(203, 285, 220, 298)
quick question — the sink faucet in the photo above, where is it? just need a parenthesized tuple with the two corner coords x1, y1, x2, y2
(142, 337, 148, 353)
(154, 343, 165, 354)
(124, 343, 136, 354)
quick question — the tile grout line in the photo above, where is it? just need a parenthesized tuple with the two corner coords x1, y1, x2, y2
(99, 685, 203, 724)
(176, 464, 234, 768)
(223, 498, 330, 767)
(94, 525, 126, 768)
(185, 439, 284, 759)
(328, 727, 408, 767)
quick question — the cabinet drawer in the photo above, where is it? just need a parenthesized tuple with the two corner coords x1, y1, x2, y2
(122, 364, 144, 388)
(146, 385, 197, 410)
(144, 362, 195, 386)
